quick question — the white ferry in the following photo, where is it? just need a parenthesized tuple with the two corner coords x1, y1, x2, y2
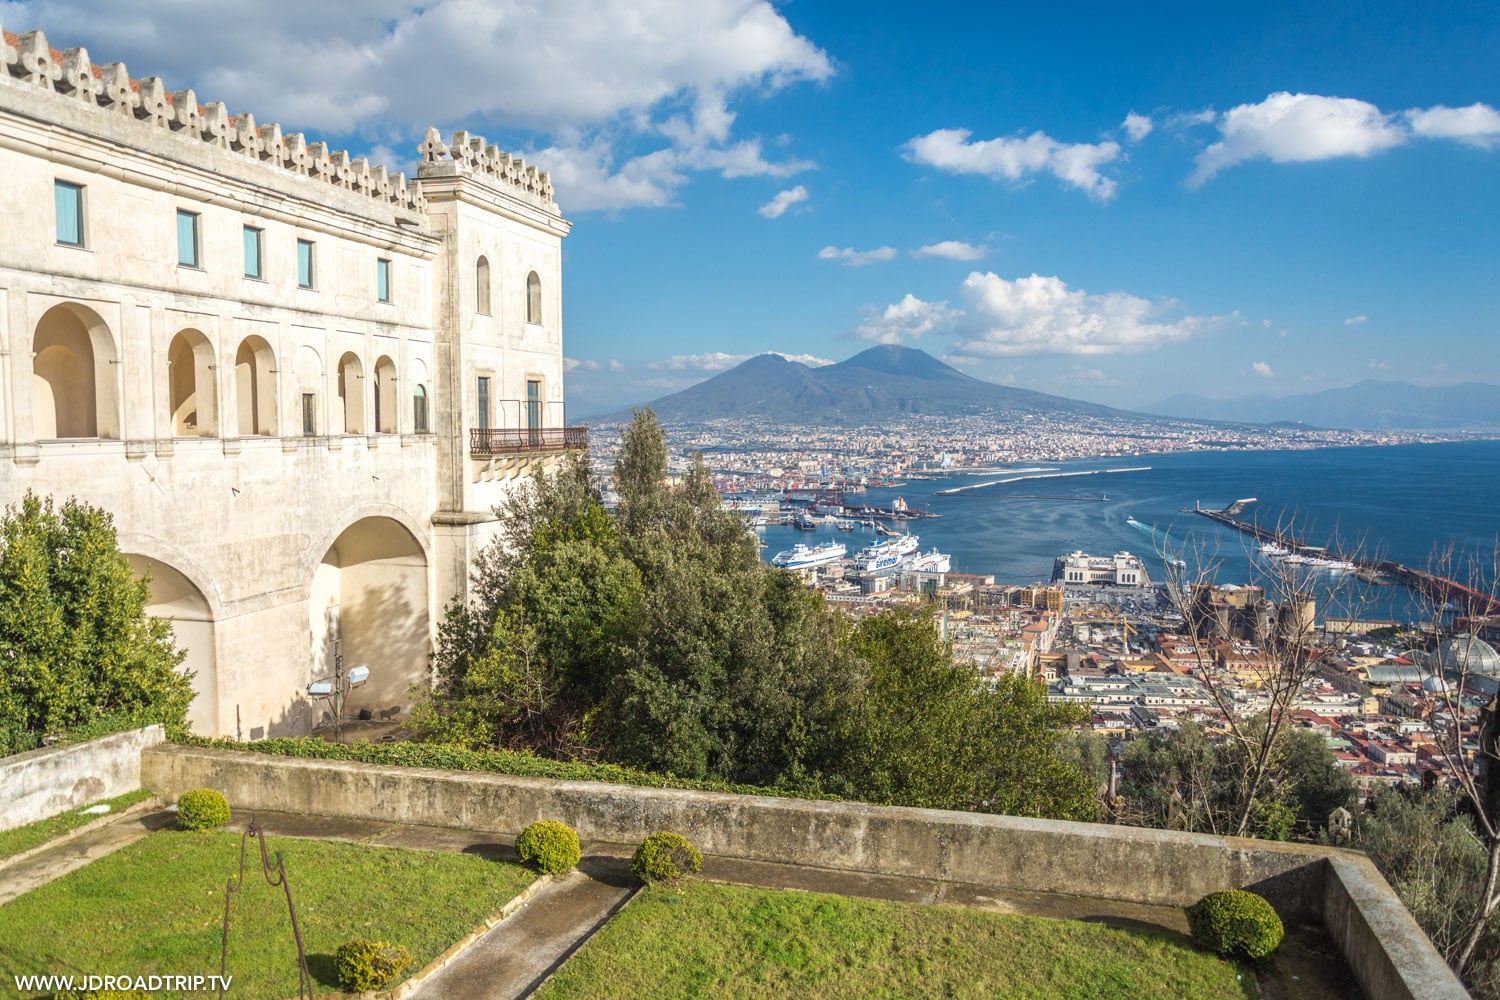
(854, 534, 920, 573)
(771, 541, 847, 570)
(908, 549, 952, 574)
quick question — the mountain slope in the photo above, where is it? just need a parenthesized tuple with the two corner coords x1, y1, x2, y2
(1147, 380, 1500, 430)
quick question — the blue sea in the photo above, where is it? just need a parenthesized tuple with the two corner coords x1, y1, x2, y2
(756, 439, 1500, 622)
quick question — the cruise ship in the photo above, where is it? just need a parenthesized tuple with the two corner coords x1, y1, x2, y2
(771, 541, 847, 570)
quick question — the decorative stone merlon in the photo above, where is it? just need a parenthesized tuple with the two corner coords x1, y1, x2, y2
(415, 126, 556, 209)
(2, 26, 430, 216)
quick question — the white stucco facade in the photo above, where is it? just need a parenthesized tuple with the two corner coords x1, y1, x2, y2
(0, 28, 581, 738)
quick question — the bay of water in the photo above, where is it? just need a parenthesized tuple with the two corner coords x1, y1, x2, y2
(757, 439, 1500, 622)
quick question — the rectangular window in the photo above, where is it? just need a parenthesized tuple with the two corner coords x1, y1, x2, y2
(302, 393, 316, 436)
(476, 376, 491, 430)
(177, 210, 200, 267)
(243, 226, 263, 279)
(297, 239, 315, 289)
(377, 258, 392, 303)
(54, 181, 84, 247)
(413, 387, 428, 434)
(526, 379, 542, 430)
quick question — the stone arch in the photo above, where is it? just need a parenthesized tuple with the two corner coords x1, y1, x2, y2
(167, 328, 217, 436)
(31, 302, 120, 439)
(526, 270, 541, 324)
(124, 553, 220, 737)
(476, 256, 491, 315)
(308, 513, 429, 722)
(374, 355, 398, 434)
(337, 351, 364, 434)
(234, 336, 277, 436)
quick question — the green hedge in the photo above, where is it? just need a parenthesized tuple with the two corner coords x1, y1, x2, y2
(631, 831, 703, 885)
(515, 820, 582, 875)
(174, 789, 230, 831)
(1186, 889, 1283, 959)
(173, 736, 838, 802)
(335, 937, 412, 992)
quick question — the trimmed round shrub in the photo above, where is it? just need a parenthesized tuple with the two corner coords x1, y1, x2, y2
(515, 819, 581, 875)
(335, 937, 413, 992)
(174, 788, 230, 831)
(1187, 889, 1284, 959)
(631, 831, 703, 885)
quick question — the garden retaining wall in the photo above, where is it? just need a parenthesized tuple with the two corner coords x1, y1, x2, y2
(141, 742, 1466, 1000)
(2, 725, 164, 830)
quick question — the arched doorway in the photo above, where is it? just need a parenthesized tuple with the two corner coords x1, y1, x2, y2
(126, 555, 219, 737)
(234, 336, 277, 436)
(32, 302, 119, 439)
(374, 355, 397, 434)
(337, 352, 364, 434)
(168, 329, 217, 436)
(308, 516, 428, 722)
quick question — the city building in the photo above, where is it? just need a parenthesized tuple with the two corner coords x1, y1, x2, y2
(0, 28, 584, 738)
(1052, 550, 1150, 587)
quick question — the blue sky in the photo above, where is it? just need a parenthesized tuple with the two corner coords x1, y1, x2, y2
(10, 1, 1497, 416)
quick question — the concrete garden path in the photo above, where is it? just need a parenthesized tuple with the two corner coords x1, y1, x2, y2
(0, 800, 171, 907)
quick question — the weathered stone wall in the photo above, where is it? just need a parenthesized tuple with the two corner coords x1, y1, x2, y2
(2, 725, 163, 830)
(142, 743, 1468, 999)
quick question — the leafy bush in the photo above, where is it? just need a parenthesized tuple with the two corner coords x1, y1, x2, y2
(335, 937, 412, 992)
(54, 991, 151, 1000)
(174, 788, 230, 831)
(515, 819, 581, 875)
(1186, 889, 1284, 959)
(631, 831, 702, 884)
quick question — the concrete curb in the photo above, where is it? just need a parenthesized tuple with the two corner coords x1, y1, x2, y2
(522, 881, 643, 998)
(0, 795, 160, 874)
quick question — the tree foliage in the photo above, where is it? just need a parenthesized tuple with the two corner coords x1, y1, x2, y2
(414, 410, 1096, 822)
(0, 493, 191, 755)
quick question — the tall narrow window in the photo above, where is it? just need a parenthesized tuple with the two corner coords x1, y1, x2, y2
(54, 181, 84, 247)
(377, 258, 392, 303)
(297, 239, 315, 289)
(301, 393, 316, 436)
(413, 384, 428, 433)
(243, 226, 263, 278)
(526, 379, 542, 430)
(177, 210, 200, 267)
(476, 376, 491, 430)
(475, 257, 491, 314)
(526, 271, 541, 324)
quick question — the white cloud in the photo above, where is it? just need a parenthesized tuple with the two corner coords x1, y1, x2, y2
(912, 240, 988, 261)
(647, 350, 833, 372)
(563, 357, 602, 372)
(1261, 319, 1272, 328)
(1122, 112, 1153, 142)
(1189, 92, 1407, 186)
(1368, 358, 1390, 371)
(773, 352, 835, 367)
(607, 359, 625, 373)
(9, 0, 831, 212)
(902, 127, 1122, 201)
(1343, 315, 1368, 326)
(855, 294, 959, 343)
(818, 245, 899, 266)
(758, 185, 810, 219)
(1251, 361, 1275, 378)
(1405, 103, 1500, 148)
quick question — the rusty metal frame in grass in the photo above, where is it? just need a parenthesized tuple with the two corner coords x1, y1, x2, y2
(218, 819, 312, 999)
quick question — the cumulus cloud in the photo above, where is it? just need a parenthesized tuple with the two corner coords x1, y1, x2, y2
(1122, 112, 1153, 142)
(563, 357, 602, 372)
(912, 240, 988, 261)
(9, 0, 832, 212)
(903, 127, 1122, 201)
(758, 185, 810, 218)
(1405, 103, 1500, 148)
(648, 350, 833, 371)
(607, 359, 625, 373)
(1344, 315, 1368, 326)
(855, 294, 960, 344)
(1251, 361, 1276, 378)
(819, 245, 899, 266)
(857, 274, 1229, 356)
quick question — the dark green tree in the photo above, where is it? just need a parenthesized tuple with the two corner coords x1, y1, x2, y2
(0, 492, 191, 755)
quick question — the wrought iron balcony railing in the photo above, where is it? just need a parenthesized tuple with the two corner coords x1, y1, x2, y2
(469, 426, 588, 456)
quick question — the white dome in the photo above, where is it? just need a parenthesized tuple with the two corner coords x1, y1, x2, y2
(1423, 673, 1450, 694)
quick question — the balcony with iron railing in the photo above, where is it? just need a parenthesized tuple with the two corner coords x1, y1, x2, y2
(468, 399, 587, 457)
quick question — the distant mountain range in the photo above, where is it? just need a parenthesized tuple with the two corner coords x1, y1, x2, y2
(1146, 380, 1500, 431)
(592, 346, 1137, 425)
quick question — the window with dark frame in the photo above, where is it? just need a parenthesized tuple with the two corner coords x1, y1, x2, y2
(413, 384, 428, 433)
(243, 226, 263, 278)
(177, 210, 201, 267)
(297, 239, 315, 288)
(476, 376, 491, 430)
(54, 181, 84, 247)
(302, 393, 316, 436)
(377, 258, 392, 303)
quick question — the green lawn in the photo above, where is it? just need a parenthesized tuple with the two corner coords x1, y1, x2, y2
(0, 831, 534, 997)
(536, 881, 1258, 1000)
(0, 790, 152, 861)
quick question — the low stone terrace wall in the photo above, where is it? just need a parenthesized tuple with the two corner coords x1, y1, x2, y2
(2, 725, 163, 830)
(141, 743, 1466, 1000)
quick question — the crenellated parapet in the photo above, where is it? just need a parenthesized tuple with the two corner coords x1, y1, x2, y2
(0, 26, 427, 216)
(417, 126, 556, 211)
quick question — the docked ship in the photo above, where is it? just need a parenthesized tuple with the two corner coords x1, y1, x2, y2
(771, 541, 847, 570)
(853, 534, 921, 573)
(907, 549, 952, 574)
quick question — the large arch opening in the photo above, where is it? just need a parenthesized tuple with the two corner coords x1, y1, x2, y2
(126, 555, 219, 737)
(168, 329, 217, 437)
(32, 302, 119, 439)
(234, 336, 277, 436)
(308, 516, 428, 722)
(337, 352, 364, 434)
(374, 355, 397, 434)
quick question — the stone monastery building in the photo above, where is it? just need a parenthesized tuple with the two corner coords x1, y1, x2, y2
(0, 28, 585, 738)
